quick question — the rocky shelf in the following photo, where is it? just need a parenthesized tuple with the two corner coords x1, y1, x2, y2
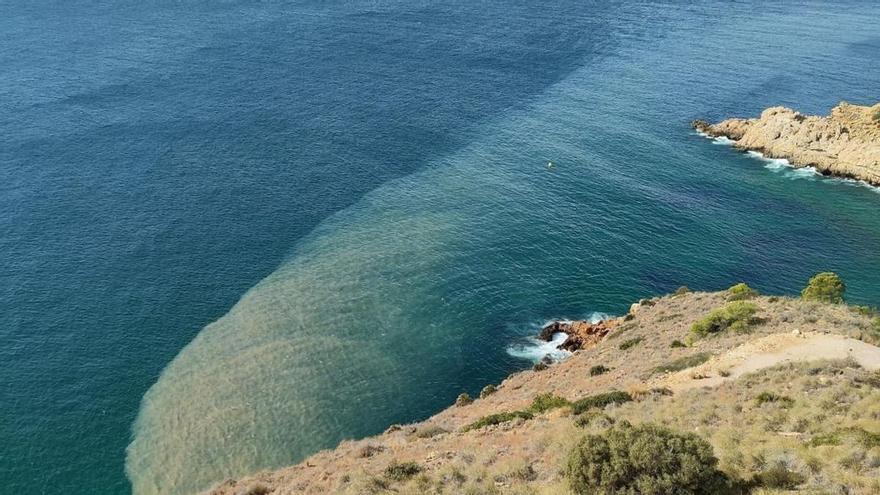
(694, 102, 880, 186)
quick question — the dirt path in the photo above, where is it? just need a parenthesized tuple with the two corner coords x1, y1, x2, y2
(658, 332, 880, 392)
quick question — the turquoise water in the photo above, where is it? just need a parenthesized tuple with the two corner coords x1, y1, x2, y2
(2, 1, 880, 494)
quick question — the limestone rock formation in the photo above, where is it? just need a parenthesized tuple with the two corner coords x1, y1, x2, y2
(694, 102, 880, 186)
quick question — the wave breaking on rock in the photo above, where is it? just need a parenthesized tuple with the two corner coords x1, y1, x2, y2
(693, 102, 880, 187)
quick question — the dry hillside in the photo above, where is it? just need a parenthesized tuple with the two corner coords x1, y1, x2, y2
(207, 283, 880, 495)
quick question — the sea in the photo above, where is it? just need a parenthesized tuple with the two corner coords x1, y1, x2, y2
(2, 1, 879, 494)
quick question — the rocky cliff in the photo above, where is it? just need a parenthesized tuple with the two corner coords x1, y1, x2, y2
(693, 102, 880, 186)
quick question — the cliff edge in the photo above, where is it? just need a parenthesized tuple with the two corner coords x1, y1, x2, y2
(693, 102, 880, 186)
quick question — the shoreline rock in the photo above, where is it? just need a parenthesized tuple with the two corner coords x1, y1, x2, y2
(694, 102, 880, 186)
(538, 317, 620, 351)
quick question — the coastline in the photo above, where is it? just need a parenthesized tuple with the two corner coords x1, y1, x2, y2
(693, 102, 880, 186)
(204, 288, 880, 495)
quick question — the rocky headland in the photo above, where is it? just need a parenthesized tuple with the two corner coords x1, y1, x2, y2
(693, 102, 880, 186)
(205, 281, 880, 495)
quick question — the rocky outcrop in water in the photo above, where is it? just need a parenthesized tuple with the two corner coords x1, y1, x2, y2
(538, 318, 617, 351)
(694, 102, 880, 186)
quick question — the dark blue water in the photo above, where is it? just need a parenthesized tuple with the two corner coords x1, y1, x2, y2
(2, 1, 879, 494)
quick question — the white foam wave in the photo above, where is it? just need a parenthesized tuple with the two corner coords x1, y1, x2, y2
(711, 136, 734, 145)
(745, 149, 880, 192)
(739, 150, 880, 186)
(507, 312, 612, 363)
(746, 150, 793, 171)
(821, 173, 880, 193)
(586, 311, 612, 323)
(506, 331, 571, 362)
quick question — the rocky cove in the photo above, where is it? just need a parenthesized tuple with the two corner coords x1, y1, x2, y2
(693, 102, 880, 186)
(537, 299, 658, 353)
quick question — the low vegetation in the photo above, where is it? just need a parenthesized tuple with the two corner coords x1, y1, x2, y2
(528, 393, 570, 413)
(653, 352, 712, 374)
(727, 282, 758, 301)
(801, 271, 846, 303)
(461, 410, 533, 432)
(810, 426, 880, 448)
(618, 337, 643, 350)
(384, 460, 422, 481)
(616, 359, 880, 494)
(414, 425, 448, 439)
(574, 410, 615, 429)
(691, 301, 758, 337)
(454, 393, 473, 406)
(750, 463, 805, 490)
(566, 423, 731, 495)
(589, 365, 610, 376)
(479, 384, 497, 399)
(754, 391, 793, 407)
(358, 444, 385, 458)
(571, 391, 632, 414)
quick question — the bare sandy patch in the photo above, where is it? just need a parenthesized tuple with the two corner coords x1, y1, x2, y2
(659, 332, 880, 392)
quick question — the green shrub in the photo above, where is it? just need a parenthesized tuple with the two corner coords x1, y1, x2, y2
(462, 410, 534, 432)
(508, 463, 537, 481)
(589, 365, 611, 376)
(533, 361, 549, 372)
(479, 384, 497, 399)
(674, 286, 690, 296)
(691, 301, 759, 337)
(574, 410, 615, 428)
(571, 391, 632, 414)
(873, 108, 880, 122)
(852, 305, 877, 317)
(384, 460, 422, 481)
(801, 272, 846, 303)
(755, 392, 793, 407)
(751, 463, 805, 489)
(810, 427, 880, 448)
(619, 337, 643, 350)
(455, 393, 473, 407)
(670, 339, 687, 348)
(653, 352, 712, 374)
(358, 444, 386, 458)
(565, 423, 729, 495)
(529, 393, 571, 413)
(727, 282, 758, 301)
